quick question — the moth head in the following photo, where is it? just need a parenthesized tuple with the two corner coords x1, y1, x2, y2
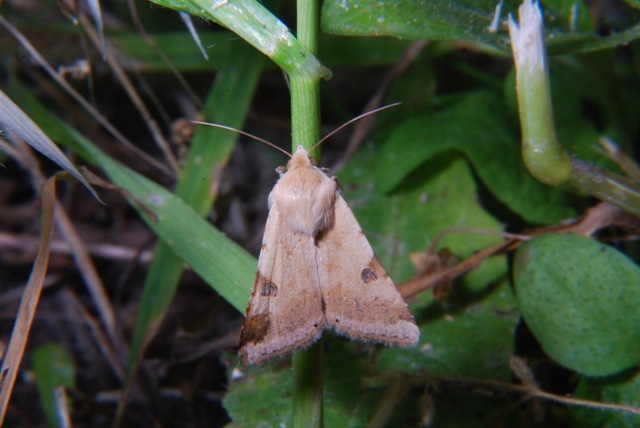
(287, 146, 315, 171)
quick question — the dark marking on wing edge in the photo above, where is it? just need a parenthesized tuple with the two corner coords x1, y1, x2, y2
(399, 310, 416, 323)
(0, 367, 8, 391)
(261, 282, 278, 296)
(361, 267, 377, 283)
(240, 314, 270, 345)
(368, 256, 390, 279)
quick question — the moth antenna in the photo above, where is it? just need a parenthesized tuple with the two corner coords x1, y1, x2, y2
(191, 121, 292, 158)
(309, 102, 401, 153)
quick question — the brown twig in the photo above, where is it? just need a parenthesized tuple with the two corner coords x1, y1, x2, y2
(61, 288, 125, 381)
(365, 371, 640, 417)
(399, 202, 640, 299)
(0, 232, 155, 264)
(399, 239, 514, 300)
(11, 138, 122, 358)
(0, 176, 56, 425)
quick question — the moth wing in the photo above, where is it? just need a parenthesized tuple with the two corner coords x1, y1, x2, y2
(239, 205, 327, 366)
(318, 196, 420, 347)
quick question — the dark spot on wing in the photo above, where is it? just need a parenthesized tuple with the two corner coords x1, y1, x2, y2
(368, 256, 390, 280)
(320, 296, 326, 312)
(261, 282, 278, 296)
(0, 367, 8, 388)
(361, 267, 378, 283)
(240, 314, 270, 346)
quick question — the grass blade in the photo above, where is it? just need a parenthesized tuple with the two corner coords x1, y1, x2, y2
(0, 89, 101, 202)
(0, 176, 57, 425)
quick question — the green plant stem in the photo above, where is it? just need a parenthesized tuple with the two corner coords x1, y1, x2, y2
(509, 1, 640, 217)
(519, 70, 640, 217)
(291, 0, 324, 427)
(515, 58, 572, 187)
(296, 0, 318, 53)
(290, 73, 322, 156)
(509, 1, 572, 186)
(292, 344, 324, 427)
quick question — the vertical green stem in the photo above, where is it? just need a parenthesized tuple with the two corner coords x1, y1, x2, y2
(291, 0, 323, 427)
(292, 343, 324, 427)
(290, 0, 321, 155)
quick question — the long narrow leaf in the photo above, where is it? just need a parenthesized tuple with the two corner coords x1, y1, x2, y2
(0, 177, 56, 426)
(0, 90, 101, 202)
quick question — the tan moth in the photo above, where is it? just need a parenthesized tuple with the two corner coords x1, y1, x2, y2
(195, 108, 420, 366)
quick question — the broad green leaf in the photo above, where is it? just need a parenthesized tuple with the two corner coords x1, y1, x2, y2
(321, 0, 513, 50)
(226, 334, 514, 427)
(224, 361, 294, 427)
(570, 369, 640, 427)
(345, 141, 505, 283)
(375, 276, 516, 379)
(225, 142, 518, 425)
(321, 0, 640, 55)
(32, 344, 76, 428)
(514, 233, 640, 377)
(378, 90, 575, 225)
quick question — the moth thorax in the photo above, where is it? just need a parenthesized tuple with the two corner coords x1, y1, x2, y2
(270, 164, 337, 238)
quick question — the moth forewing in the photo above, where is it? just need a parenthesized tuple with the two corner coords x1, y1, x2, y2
(318, 197, 420, 346)
(239, 206, 327, 366)
(239, 146, 420, 366)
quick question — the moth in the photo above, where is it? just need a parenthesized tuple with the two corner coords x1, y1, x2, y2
(239, 142, 420, 366)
